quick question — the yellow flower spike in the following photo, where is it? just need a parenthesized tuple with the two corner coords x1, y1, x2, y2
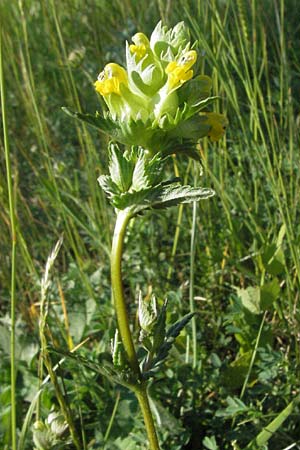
(166, 50, 197, 90)
(129, 32, 150, 61)
(202, 112, 228, 141)
(94, 63, 128, 96)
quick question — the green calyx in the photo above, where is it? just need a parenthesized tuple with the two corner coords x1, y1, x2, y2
(63, 21, 227, 157)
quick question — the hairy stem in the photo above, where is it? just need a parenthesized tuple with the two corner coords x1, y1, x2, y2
(110, 210, 160, 449)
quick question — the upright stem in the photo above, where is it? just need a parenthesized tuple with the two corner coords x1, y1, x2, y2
(43, 352, 82, 450)
(0, 30, 17, 450)
(110, 210, 160, 450)
(111, 210, 140, 374)
(190, 164, 199, 370)
(189, 200, 198, 370)
(136, 388, 160, 450)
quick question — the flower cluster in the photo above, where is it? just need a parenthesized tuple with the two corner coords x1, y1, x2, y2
(94, 23, 200, 123)
(65, 21, 227, 159)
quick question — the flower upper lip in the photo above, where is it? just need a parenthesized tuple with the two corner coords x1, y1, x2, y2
(129, 32, 150, 61)
(165, 50, 197, 91)
(95, 63, 128, 96)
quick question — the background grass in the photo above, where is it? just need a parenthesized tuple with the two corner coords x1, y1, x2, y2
(1, 0, 300, 449)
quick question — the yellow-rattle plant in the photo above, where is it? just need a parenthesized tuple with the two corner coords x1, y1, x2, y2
(64, 20, 227, 450)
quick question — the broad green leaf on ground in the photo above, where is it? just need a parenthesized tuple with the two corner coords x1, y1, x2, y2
(237, 280, 280, 315)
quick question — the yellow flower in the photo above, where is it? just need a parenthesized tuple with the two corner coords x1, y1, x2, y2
(94, 63, 128, 96)
(165, 50, 197, 90)
(201, 112, 228, 141)
(129, 33, 150, 61)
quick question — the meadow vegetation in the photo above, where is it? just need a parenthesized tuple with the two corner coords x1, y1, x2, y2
(1, 0, 300, 448)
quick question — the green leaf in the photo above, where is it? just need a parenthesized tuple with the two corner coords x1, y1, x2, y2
(110, 186, 154, 210)
(97, 144, 213, 212)
(109, 143, 134, 192)
(216, 396, 249, 418)
(62, 107, 116, 135)
(151, 300, 168, 355)
(144, 152, 167, 185)
(111, 436, 138, 450)
(178, 75, 212, 106)
(111, 329, 126, 369)
(98, 146, 169, 205)
(260, 225, 286, 276)
(203, 436, 219, 450)
(237, 286, 261, 315)
(149, 398, 189, 443)
(266, 247, 285, 276)
(166, 312, 195, 340)
(68, 307, 86, 342)
(222, 351, 252, 390)
(260, 279, 280, 310)
(237, 280, 280, 315)
(168, 114, 211, 140)
(49, 348, 137, 389)
(130, 149, 166, 190)
(243, 397, 300, 450)
(146, 311, 195, 375)
(130, 150, 150, 190)
(163, 143, 202, 161)
(63, 106, 212, 157)
(97, 174, 120, 197)
(149, 183, 215, 209)
(261, 243, 285, 276)
(190, 95, 220, 112)
(138, 292, 158, 332)
(118, 182, 214, 213)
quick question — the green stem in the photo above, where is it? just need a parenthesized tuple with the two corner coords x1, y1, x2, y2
(136, 387, 160, 450)
(189, 200, 198, 370)
(104, 391, 120, 442)
(111, 210, 140, 374)
(240, 311, 267, 400)
(110, 210, 160, 449)
(190, 163, 199, 371)
(0, 30, 17, 450)
(43, 353, 82, 450)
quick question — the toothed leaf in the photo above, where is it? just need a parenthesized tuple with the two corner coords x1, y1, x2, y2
(149, 183, 215, 210)
(108, 143, 135, 192)
(144, 311, 195, 376)
(62, 107, 116, 134)
(166, 312, 195, 339)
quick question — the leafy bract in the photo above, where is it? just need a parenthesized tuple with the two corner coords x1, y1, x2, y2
(98, 145, 214, 215)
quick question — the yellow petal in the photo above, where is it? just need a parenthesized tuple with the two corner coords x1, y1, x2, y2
(165, 50, 197, 90)
(129, 32, 150, 61)
(94, 63, 128, 96)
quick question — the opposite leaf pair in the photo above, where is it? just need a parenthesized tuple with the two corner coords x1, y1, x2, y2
(98, 143, 214, 215)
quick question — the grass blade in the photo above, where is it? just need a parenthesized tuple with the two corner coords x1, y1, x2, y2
(243, 397, 300, 449)
(0, 27, 17, 450)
